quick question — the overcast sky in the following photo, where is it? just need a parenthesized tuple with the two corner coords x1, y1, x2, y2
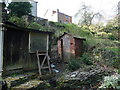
(36, 0, 119, 23)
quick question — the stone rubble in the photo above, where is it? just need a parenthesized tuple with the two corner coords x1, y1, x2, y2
(64, 65, 113, 81)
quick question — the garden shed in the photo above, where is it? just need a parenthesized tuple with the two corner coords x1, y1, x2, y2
(58, 32, 86, 60)
(1, 22, 53, 75)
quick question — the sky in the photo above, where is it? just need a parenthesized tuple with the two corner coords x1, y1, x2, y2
(36, 0, 119, 23)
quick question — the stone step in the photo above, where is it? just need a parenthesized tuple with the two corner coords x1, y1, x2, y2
(11, 79, 45, 90)
(4, 72, 38, 88)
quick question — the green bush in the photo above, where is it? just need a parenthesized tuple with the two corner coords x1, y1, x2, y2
(93, 47, 119, 69)
(28, 22, 44, 30)
(67, 59, 80, 71)
(108, 34, 116, 40)
(8, 16, 29, 27)
(80, 53, 93, 65)
(67, 53, 93, 71)
(99, 75, 120, 89)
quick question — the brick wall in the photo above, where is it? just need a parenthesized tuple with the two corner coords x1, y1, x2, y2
(58, 12, 72, 23)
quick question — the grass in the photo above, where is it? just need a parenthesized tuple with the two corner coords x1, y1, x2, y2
(86, 38, 116, 47)
(49, 22, 93, 38)
(105, 47, 119, 55)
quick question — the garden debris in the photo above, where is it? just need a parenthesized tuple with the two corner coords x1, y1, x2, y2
(12, 79, 44, 90)
(4, 72, 38, 88)
(64, 65, 112, 81)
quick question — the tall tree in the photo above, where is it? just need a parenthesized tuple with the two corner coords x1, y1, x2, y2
(0, 2, 8, 21)
(75, 3, 102, 27)
(8, 1, 32, 17)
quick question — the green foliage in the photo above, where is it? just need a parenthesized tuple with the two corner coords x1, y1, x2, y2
(8, 2, 32, 17)
(1, 2, 6, 9)
(49, 21, 93, 39)
(92, 47, 119, 69)
(1, 2, 7, 21)
(102, 49, 120, 69)
(105, 47, 119, 54)
(108, 34, 116, 40)
(50, 21, 119, 72)
(86, 38, 116, 48)
(67, 59, 80, 71)
(99, 75, 120, 89)
(28, 22, 45, 30)
(8, 16, 29, 27)
(67, 53, 93, 71)
(79, 53, 93, 65)
(8, 16, 48, 30)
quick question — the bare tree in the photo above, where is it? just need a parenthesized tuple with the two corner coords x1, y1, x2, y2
(74, 3, 102, 27)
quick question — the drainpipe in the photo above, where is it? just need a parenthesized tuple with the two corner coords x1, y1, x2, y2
(0, 23, 4, 80)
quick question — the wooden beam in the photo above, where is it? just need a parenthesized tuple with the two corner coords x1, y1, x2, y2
(28, 33, 31, 52)
(36, 34, 51, 75)
(41, 55, 47, 68)
(0, 24, 4, 78)
(46, 35, 49, 52)
(36, 51, 42, 75)
(46, 35, 51, 73)
(47, 54, 51, 73)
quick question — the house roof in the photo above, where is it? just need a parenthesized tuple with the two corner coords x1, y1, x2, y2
(58, 32, 86, 40)
(3, 22, 53, 34)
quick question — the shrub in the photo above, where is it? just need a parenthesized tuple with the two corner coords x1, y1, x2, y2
(99, 74, 120, 89)
(28, 22, 43, 30)
(101, 49, 119, 68)
(80, 53, 93, 65)
(8, 16, 29, 27)
(67, 59, 80, 71)
(108, 33, 116, 40)
(93, 47, 119, 69)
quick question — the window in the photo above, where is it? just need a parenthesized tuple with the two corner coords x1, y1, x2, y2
(66, 15, 69, 19)
(29, 32, 47, 52)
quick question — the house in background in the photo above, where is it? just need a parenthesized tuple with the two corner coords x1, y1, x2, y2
(44, 9, 72, 24)
(29, 0, 38, 17)
(0, 22, 53, 76)
(58, 32, 86, 60)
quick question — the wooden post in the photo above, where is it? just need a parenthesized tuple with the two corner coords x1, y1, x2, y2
(46, 35, 51, 73)
(28, 33, 31, 52)
(46, 35, 49, 52)
(36, 34, 51, 75)
(36, 51, 42, 75)
(0, 23, 4, 79)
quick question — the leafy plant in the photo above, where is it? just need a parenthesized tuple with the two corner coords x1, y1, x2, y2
(8, 16, 29, 27)
(67, 59, 80, 71)
(28, 22, 44, 30)
(80, 53, 93, 65)
(108, 34, 116, 40)
(99, 75, 120, 89)
(8, 1, 32, 17)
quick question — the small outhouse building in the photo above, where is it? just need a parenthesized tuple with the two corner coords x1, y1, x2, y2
(58, 32, 86, 60)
